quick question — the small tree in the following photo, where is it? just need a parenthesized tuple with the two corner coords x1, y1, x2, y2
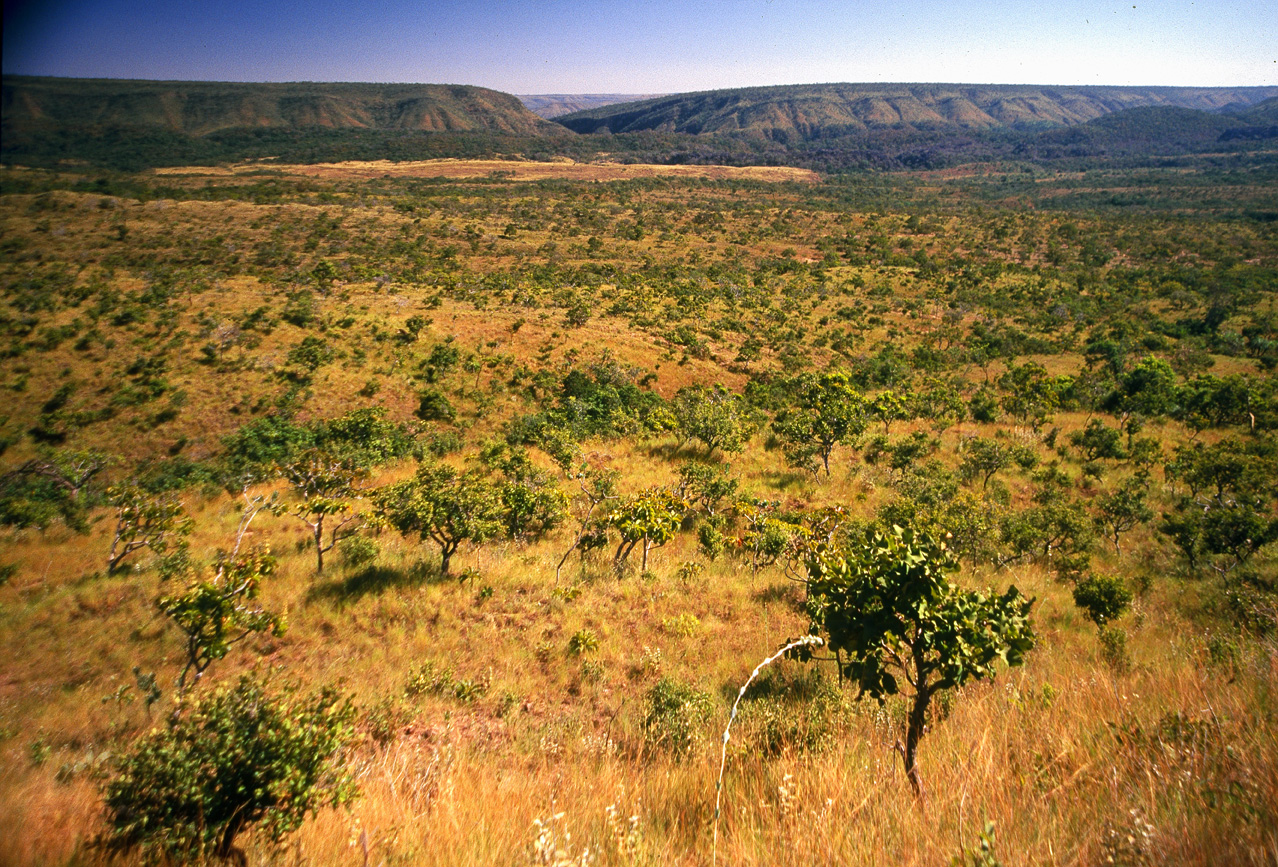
(1000, 471, 1095, 577)
(797, 526, 1035, 797)
(675, 461, 738, 518)
(959, 438, 1015, 491)
(999, 363, 1059, 432)
(480, 444, 569, 541)
(0, 447, 107, 531)
(157, 491, 286, 692)
(870, 389, 912, 435)
(609, 488, 687, 572)
(281, 450, 367, 574)
(106, 484, 193, 574)
(1161, 436, 1278, 573)
(555, 462, 618, 581)
(102, 675, 357, 865)
(672, 384, 754, 457)
(1094, 476, 1153, 553)
(739, 502, 807, 573)
(772, 370, 868, 476)
(1069, 419, 1126, 462)
(374, 462, 502, 577)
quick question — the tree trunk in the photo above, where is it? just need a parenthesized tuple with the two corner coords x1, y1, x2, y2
(314, 518, 325, 574)
(216, 813, 248, 867)
(903, 688, 931, 799)
(439, 542, 455, 577)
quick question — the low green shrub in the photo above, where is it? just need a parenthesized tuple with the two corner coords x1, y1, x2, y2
(101, 675, 356, 863)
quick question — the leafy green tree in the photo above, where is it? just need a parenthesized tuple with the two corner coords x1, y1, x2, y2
(481, 444, 568, 541)
(102, 675, 357, 865)
(420, 340, 461, 383)
(959, 438, 1015, 490)
(608, 487, 687, 571)
(796, 526, 1035, 797)
(885, 430, 937, 476)
(1094, 476, 1154, 553)
(312, 407, 416, 469)
(968, 387, 1000, 424)
(999, 363, 1059, 432)
(1069, 419, 1126, 462)
(310, 258, 340, 291)
(914, 378, 968, 432)
(284, 335, 335, 380)
(869, 389, 913, 435)
(1108, 355, 1179, 418)
(739, 501, 808, 573)
(219, 415, 315, 483)
(0, 447, 106, 531)
(281, 450, 367, 574)
(1001, 496, 1094, 578)
(1176, 374, 1257, 432)
(1162, 437, 1278, 572)
(772, 369, 868, 475)
(157, 492, 286, 691)
(374, 462, 502, 577)
(401, 314, 429, 342)
(415, 386, 456, 423)
(106, 483, 193, 574)
(642, 676, 712, 755)
(672, 384, 754, 457)
(675, 461, 739, 518)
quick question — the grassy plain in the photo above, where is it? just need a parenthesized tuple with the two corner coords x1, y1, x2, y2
(0, 156, 1276, 865)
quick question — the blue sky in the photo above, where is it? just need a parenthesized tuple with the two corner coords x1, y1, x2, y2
(4, 0, 1275, 92)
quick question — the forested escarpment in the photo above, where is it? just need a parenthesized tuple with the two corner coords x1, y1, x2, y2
(2, 77, 559, 136)
(7, 77, 1278, 174)
(555, 82, 1278, 136)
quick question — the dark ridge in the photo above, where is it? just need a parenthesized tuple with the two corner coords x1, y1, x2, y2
(555, 82, 1278, 140)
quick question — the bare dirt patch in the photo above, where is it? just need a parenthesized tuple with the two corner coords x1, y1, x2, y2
(153, 158, 818, 184)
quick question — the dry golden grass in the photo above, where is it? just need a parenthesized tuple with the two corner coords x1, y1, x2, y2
(2, 166, 1276, 865)
(1, 423, 1275, 864)
(151, 159, 820, 184)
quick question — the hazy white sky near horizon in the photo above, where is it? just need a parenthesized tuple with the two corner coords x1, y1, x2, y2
(3, 0, 1275, 91)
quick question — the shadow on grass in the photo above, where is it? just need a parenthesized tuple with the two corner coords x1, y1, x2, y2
(644, 440, 722, 463)
(716, 660, 832, 705)
(759, 470, 813, 491)
(306, 560, 450, 607)
(751, 580, 806, 614)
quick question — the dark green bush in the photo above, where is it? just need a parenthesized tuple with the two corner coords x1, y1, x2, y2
(1073, 574, 1133, 626)
(102, 675, 356, 863)
(415, 387, 456, 422)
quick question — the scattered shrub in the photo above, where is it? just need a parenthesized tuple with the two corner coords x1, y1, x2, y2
(101, 675, 357, 863)
(642, 676, 712, 754)
(567, 628, 600, 656)
(1099, 626, 1131, 673)
(338, 535, 378, 570)
(1073, 574, 1133, 626)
